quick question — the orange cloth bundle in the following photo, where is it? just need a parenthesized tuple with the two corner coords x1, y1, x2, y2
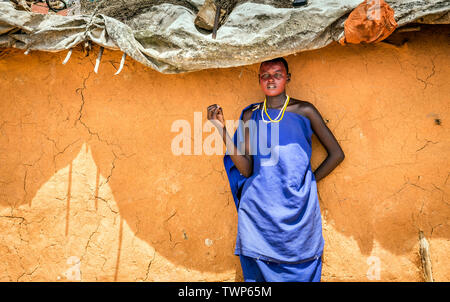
(339, 0, 398, 45)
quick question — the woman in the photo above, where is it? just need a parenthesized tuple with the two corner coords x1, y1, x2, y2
(207, 57, 345, 282)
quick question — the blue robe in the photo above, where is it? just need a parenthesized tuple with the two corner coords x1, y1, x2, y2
(239, 254, 322, 282)
(223, 102, 324, 268)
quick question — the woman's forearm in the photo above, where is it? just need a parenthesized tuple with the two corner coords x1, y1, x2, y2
(313, 152, 345, 182)
(221, 126, 253, 177)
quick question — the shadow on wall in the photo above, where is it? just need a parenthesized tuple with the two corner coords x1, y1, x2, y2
(0, 25, 448, 279)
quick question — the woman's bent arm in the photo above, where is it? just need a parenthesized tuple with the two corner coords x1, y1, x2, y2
(207, 105, 253, 177)
(304, 102, 345, 182)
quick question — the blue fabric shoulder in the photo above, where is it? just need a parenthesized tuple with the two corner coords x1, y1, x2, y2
(223, 102, 260, 210)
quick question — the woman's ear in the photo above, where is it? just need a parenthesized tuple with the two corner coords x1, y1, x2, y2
(287, 73, 291, 83)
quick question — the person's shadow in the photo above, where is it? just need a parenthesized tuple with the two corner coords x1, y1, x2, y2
(0, 48, 244, 280)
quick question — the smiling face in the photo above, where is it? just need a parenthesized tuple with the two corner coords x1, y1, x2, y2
(258, 61, 290, 97)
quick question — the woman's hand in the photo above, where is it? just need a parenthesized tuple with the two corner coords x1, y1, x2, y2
(207, 104, 225, 130)
(208, 104, 253, 177)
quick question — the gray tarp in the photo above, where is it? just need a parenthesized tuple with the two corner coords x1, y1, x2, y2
(0, 0, 449, 73)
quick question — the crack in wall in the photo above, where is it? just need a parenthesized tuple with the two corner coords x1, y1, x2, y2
(414, 55, 437, 90)
(93, 195, 119, 214)
(415, 129, 439, 152)
(16, 262, 40, 282)
(142, 249, 157, 281)
(53, 138, 82, 162)
(81, 223, 101, 263)
(102, 151, 117, 187)
(74, 72, 131, 160)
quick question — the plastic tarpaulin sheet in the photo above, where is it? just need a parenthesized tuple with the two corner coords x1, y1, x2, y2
(0, 0, 448, 73)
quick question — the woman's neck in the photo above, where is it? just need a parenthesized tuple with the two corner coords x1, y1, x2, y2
(265, 92, 287, 109)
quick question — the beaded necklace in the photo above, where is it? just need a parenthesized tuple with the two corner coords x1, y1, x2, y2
(261, 95, 290, 123)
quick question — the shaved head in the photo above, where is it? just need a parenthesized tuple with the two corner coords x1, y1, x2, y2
(260, 57, 289, 75)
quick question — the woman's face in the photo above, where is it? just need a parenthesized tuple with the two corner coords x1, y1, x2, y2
(259, 62, 290, 97)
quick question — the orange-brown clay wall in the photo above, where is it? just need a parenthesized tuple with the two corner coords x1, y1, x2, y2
(0, 26, 449, 281)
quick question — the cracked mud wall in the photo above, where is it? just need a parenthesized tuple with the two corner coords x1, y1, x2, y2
(0, 25, 449, 281)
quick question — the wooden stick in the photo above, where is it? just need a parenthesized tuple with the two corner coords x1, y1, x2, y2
(397, 26, 421, 33)
(212, 4, 221, 39)
(419, 231, 434, 282)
